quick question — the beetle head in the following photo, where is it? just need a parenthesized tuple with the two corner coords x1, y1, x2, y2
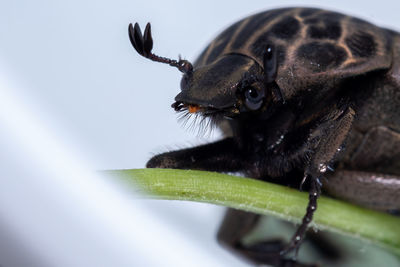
(129, 23, 282, 120)
(172, 46, 283, 119)
(173, 55, 264, 115)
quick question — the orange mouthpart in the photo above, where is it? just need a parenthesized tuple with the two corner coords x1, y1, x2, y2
(188, 105, 201, 113)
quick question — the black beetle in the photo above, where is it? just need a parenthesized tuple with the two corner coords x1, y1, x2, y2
(129, 7, 400, 267)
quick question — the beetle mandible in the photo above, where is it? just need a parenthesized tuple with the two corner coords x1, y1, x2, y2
(129, 7, 400, 267)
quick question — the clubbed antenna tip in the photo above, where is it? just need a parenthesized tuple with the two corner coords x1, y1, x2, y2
(128, 22, 193, 75)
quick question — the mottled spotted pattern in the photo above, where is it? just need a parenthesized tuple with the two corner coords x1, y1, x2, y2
(195, 8, 394, 98)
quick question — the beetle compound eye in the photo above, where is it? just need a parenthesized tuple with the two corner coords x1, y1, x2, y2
(244, 86, 264, 110)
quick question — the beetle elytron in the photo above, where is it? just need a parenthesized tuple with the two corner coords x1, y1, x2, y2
(129, 7, 400, 267)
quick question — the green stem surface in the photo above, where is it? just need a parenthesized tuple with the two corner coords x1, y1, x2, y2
(105, 168, 400, 255)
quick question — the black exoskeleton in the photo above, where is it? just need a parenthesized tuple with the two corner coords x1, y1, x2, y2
(129, 7, 400, 267)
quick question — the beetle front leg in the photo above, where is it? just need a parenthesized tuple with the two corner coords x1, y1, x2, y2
(146, 137, 245, 172)
(283, 107, 355, 256)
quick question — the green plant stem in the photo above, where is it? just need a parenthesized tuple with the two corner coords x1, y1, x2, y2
(105, 168, 400, 255)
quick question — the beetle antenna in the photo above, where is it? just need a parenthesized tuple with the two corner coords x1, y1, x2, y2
(128, 23, 193, 75)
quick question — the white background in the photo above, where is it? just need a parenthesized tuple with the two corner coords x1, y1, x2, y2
(0, 1, 399, 266)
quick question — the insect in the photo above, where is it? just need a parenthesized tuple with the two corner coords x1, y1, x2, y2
(129, 7, 400, 267)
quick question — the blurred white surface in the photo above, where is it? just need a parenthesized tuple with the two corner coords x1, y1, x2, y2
(0, 1, 399, 266)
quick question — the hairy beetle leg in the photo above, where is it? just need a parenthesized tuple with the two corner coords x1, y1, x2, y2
(146, 137, 244, 171)
(282, 106, 355, 257)
(281, 176, 321, 257)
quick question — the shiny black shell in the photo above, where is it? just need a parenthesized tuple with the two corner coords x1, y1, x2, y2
(195, 7, 395, 100)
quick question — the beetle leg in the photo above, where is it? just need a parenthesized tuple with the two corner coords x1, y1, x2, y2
(323, 170, 400, 213)
(282, 107, 355, 256)
(217, 209, 316, 267)
(146, 137, 244, 172)
(281, 176, 321, 258)
(322, 125, 400, 212)
(349, 126, 400, 175)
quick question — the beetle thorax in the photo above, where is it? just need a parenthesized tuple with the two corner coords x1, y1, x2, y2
(196, 8, 392, 100)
